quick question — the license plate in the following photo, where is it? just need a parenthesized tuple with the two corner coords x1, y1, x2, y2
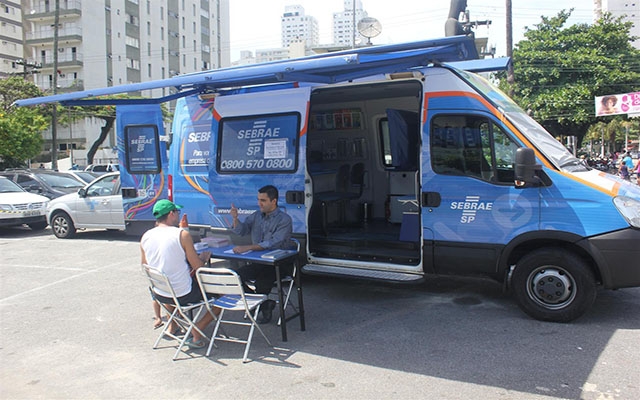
(23, 210, 41, 217)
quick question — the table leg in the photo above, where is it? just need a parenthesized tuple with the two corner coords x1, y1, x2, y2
(275, 264, 287, 342)
(295, 259, 305, 331)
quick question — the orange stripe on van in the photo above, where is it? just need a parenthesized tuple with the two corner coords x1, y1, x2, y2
(300, 101, 310, 137)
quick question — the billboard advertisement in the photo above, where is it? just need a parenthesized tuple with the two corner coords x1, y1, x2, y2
(595, 92, 640, 117)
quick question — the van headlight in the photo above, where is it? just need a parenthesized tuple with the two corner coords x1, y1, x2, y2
(0, 204, 13, 211)
(613, 196, 640, 228)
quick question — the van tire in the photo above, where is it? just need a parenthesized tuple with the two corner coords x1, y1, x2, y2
(512, 248, 596, 322)
(51, 212, 76, 239)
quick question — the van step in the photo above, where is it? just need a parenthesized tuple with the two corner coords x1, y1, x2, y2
(302, 264, 424, 283)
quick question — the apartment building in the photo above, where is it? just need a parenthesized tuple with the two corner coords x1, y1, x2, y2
(280, 4, 318, 49)
(19, 0, 230, 158)
(0, 1, 24, 77)
(332, 0, 368, 47)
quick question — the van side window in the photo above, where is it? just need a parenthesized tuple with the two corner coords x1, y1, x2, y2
(217, 113, 299, 174)
(431, 115, 518, 183)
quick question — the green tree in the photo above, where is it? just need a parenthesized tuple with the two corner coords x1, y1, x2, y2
(0, 78, 48, 168)
(499, 11, 640, 145)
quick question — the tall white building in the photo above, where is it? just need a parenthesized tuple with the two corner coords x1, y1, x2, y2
(594, 0, 639, 48)
(332, 0, 368, 47)
(281, 5, 318, 49)
(19, 0, 230, 158)
(0, 0, 25, 77)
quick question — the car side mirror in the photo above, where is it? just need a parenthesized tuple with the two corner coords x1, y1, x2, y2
(78, 188, 87, 197)
(27, 184, 42, 193)
(515, 147, 542, 188)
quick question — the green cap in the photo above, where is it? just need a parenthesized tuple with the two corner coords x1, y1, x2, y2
(152, 199, 183, 218)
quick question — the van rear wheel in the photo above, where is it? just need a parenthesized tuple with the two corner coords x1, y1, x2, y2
(51, 212, 76, 239)
(512, 248, 596, 322)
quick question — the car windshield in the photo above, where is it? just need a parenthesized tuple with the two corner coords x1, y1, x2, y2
(456, 69, 587, 172)
(37, 173, 84, 188)
(0, 178, 26, 193)
(71, 172, 98, 183)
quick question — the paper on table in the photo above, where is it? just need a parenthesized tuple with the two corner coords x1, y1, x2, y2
(223, 248, 252, 255)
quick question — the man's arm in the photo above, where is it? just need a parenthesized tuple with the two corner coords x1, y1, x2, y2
(140, 244, 147, 265)
(180, 230, 210, 271)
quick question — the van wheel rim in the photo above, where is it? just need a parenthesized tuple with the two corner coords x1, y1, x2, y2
(527, 266, 576, 310)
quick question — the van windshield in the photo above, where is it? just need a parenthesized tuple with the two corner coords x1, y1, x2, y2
(457, 69, 585, 172)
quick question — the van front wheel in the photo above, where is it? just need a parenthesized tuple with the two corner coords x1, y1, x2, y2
(512, 248, 596, 322)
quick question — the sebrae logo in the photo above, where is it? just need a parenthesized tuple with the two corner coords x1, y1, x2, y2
(450, 195, 493, 223)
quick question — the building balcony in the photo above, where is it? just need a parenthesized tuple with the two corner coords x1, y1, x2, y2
(41, 52, 84, 68)
(23, 0, 82, 21)
(25, 27, 83, 45)
(38, 78, 84, 93)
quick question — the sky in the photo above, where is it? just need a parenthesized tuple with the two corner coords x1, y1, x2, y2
(228, 0, 594, 61)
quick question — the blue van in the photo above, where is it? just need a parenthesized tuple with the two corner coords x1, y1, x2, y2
(15, 36, 640, 322)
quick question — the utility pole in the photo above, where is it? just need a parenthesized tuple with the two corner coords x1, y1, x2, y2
(506, 0, 514, 95)
(15, 59, 41, 80)
(51, 0, 60, 170)
(352, 0, 356, 49)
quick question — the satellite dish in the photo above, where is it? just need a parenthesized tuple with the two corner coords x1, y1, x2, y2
(357, 17, 382, 45)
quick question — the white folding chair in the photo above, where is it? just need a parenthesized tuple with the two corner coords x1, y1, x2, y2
(196, 267, 272, 363)
(143, 264, 211, 361)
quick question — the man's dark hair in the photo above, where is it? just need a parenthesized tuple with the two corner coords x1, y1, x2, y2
(259, 185, 279, 204)
(156, 213, 170, 223)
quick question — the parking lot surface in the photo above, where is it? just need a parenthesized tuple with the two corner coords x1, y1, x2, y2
(1, 226, 639, 399)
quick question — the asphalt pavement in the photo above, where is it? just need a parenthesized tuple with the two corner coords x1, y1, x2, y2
(1, 226, 639, 400)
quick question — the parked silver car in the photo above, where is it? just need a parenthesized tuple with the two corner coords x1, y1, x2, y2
(46, 172, 125, 238)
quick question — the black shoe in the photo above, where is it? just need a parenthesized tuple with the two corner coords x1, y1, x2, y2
(257, 300, 276, 324)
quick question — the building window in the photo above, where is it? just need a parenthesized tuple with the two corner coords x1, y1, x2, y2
(125, 36, 139, 48)
(147, 21, 151, 35)
(148, 63, 152, 77)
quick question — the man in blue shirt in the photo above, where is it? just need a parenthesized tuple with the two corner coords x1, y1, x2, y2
(230, 185, 293, 323)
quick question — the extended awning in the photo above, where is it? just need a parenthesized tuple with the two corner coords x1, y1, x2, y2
(14, 35, 480, 107)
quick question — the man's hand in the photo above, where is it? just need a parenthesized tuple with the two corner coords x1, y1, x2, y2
(233, 245, 253, 254)
(198, 250, 211, 263)
(230, 203, 238, 219)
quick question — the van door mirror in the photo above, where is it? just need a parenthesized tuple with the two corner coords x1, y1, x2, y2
(78, 188, 87, 197)
(514, 148, 542, 188)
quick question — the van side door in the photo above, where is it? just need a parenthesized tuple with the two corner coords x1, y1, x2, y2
(423, 112, 541, 276)
(208, 87, 311, 234)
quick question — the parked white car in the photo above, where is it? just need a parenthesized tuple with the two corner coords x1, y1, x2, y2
(0, 176, 49, 231)
(47, 172, 125, 238)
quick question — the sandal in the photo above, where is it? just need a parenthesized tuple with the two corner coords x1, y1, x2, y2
(185, 337, 205, 349)
(153, 317, 164, 330)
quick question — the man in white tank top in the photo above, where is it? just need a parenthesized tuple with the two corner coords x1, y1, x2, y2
(141, 199, 214, 348)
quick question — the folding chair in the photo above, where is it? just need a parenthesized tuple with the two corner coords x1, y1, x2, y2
(196, 267, 272, 363)
(273, 238, 300, 326)
(143, 264, 211, 361)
